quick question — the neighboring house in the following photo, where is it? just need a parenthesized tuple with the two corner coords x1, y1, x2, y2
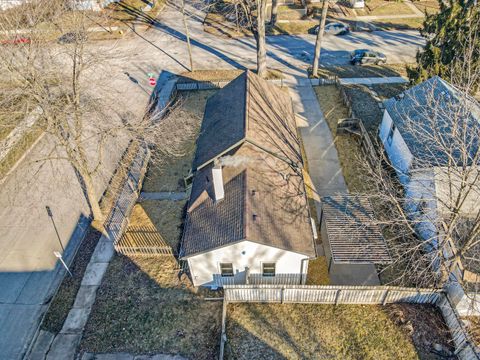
(320, 195, 391, 285)
(180, 71, 316, 288)
(379, 76, 480, 237)
(379, 76, 480, 314)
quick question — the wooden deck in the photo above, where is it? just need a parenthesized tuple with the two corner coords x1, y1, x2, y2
(115, 225, 175, 256)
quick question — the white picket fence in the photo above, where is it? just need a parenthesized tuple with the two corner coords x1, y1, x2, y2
(221, 285, 480, 360)
(224, 284, 440, 304)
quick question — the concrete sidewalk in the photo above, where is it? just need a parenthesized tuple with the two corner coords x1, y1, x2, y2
(289, 80, 347, 199)
(339, 76, 408, 86)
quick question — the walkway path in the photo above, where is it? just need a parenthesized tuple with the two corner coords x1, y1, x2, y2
(288, 76, 380, 286)
(288, 78, 348, 200)
(140, 192, 188, 201)
(339, 76, 408, 85)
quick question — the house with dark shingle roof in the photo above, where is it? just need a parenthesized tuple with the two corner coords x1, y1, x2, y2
(180, 71, 316, 288)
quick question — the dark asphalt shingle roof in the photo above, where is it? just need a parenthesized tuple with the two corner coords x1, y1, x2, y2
(384, 76, 480, 167)
(322, 195, 391, 264)
(192, 71, 300, 169)
(181, 71, 315, 258)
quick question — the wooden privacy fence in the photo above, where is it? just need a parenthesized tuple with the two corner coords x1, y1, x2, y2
(224, 285, 440, 304)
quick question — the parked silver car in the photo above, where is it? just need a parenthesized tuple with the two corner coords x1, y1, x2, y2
(315, 22, 350, 36)
(350, 49, 387, 65)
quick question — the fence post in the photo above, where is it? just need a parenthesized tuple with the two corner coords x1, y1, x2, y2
(219, 299, 228, 360)
(281, 287, 285, 304)
(335, 289, 341, 305)
(382, 289, 390, 305)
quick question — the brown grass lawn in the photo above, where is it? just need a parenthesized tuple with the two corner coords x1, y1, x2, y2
(129, 200, 187, 251)
(413, 0, 441, 15)
(314, 85, 373, 192)
(80, 255, 222, 359)
(142, 90, 215, 193)
(356, 0, 415, 16)
(306, 256, 330, 285)
(42, 227, 102, 333)
(226, 303, 454, 360)
(315, 63, 410, 79)
(372, 17, 425, 30)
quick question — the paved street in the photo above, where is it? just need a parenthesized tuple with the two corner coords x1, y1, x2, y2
(0, 1, 426, 359)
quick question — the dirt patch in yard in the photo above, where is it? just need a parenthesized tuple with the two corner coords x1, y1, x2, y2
(315, 63, 410, 79)
(314, 85, 373, 192)
(225, 303, 454, 360)
(371, 83, 410, 100)
(80, 254, 222, 359)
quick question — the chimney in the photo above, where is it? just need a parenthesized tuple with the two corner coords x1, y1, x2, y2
(211, 164, 224, 202)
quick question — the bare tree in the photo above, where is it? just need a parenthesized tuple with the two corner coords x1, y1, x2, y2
(357, 43, 480, 292)
(0, 1, 190, 225)
(312, 0, 328, 76)
(207, 0, 268, 77)
(181, 0, 194, 72)
(270, 0, 279, 27)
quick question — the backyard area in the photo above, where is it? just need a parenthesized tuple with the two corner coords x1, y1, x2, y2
(354, 0, 415, 17)
(80, 254, 222, 359)
(225, 302, 454, 359)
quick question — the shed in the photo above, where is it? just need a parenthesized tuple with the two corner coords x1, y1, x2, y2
(321, 195, 391, 264)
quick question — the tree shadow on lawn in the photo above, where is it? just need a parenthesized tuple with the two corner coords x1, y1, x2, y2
(80, 254, 222, 360)
(225, 303, 455, 360)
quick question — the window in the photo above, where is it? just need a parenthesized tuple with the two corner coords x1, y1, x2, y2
(387, 123, 396, 145)
(262, 263, 276, 277)
(220, 263, 234, 277)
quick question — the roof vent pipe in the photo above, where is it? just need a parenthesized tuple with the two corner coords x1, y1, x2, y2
(211, 164, 224, 202)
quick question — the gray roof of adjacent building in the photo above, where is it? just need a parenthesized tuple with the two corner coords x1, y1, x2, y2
(384, 76, 480, 167)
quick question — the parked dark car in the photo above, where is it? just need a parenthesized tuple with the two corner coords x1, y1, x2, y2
(350, 49, 387, 65)
(315, 22, 350, 35)
(57, 31, 88, 44)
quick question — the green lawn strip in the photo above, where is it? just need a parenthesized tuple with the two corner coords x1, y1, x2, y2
(41, 227, 102, 333)
(80, 255, 222, 359)
(314, 85, 374, 193)
(226, 303, 453, 360)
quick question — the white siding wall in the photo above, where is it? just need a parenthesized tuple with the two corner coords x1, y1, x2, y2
(187, 241, 309, 287)
(379, 110, 414, 185)
(405, 169, 439, 244)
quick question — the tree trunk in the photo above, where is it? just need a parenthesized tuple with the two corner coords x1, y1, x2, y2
(270, 0, 279, 26)
(256, 0, 267, 78)
(77, 166, 104, 223)
(312, 0, 329, 77)
(182, 0, 194, 72)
